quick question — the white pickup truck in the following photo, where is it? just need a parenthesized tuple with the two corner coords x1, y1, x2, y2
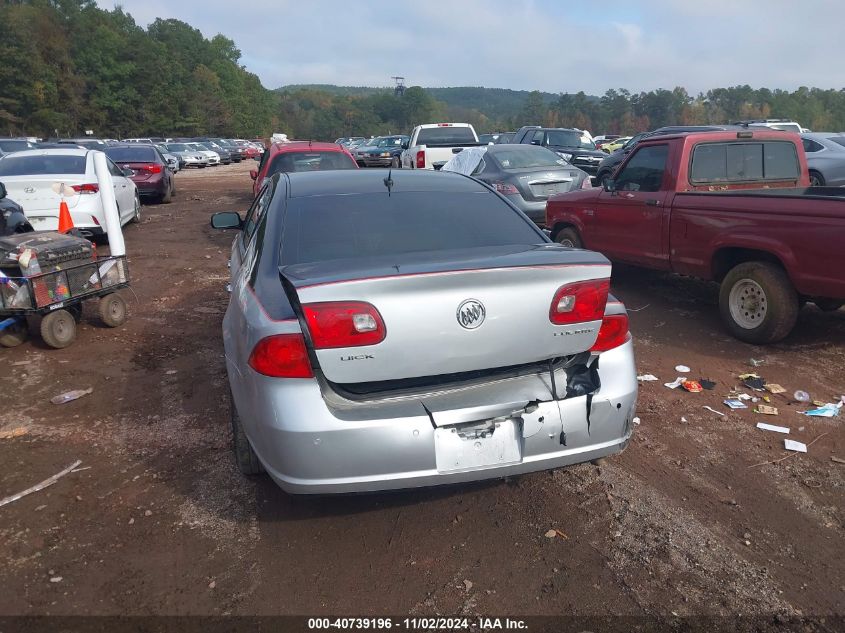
(399, 123, 480, 170)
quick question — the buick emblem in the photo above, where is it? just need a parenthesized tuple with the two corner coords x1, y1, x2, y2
(457, 299, 486, 330)
(24, 186, 35, 193)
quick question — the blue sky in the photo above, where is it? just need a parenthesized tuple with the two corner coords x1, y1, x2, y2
(98, 1, 844, 94)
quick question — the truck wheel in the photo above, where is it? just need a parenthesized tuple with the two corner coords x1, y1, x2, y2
(40, 310, 77, 349)
(99, 294, 127, 327)
(814, 299, 843, 312)
(0, 320, 29, 348)
(809, 171, 825, 186)
(598, 172, 611, 188)
(719, 262, 798, 344)
(230, 390, 264, 475)
(555, 227, 582, 249)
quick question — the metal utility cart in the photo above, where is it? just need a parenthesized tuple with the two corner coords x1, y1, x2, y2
(0, 251, 129, 349)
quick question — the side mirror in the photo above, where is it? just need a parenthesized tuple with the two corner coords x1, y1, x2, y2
(603, 179, 616, 193)
(249, 169, 258, 180)
(530, 139, 542, 146)
(0, 182, 6, 199)
(210, 211, 243, 230)
(122, 168, 134, 177)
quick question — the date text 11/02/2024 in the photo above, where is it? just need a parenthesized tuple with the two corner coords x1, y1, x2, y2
(307, 617, 528, 630)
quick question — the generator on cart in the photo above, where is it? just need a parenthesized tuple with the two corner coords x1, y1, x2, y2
(0, 154, 131, 349)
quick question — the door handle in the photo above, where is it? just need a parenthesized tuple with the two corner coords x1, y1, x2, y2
(645, 199, 660, 207)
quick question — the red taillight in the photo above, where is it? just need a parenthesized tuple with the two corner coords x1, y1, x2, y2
(492, 182, 519, 195)
(415, 150, 426, 168)
(248, 334, 313, 378)
(303, 301, 386, 349)
(590, 314, 630, 352)
(549, 279, 610, 325)
(141, 164, 162, 173)
(71, 183, 99, 194)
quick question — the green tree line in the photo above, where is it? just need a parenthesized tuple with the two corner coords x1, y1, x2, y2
(2, 1, 844, 140)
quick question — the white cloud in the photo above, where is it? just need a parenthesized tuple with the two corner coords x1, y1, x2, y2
(97, 0, 845, 95)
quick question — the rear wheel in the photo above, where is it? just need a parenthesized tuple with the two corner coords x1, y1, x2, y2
(40, 310, 77, 349)
(131, 193, 141, 223)
(391, 157, 401, 168)
(719, 261, 798, 344)
(555, 227, 582, 249)
(98, 293, 127, 327)
(809, 170, 825, 186)
(0, 320, 29, 348)
(161, 181, 173, 204)
(230, 390, 264, 475)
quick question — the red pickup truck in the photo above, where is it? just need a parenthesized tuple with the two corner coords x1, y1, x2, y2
(546, 130, 845, 343)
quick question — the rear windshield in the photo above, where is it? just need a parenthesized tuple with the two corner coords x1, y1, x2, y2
(0, 140, 35, 152)
(105, 147, 157, 162)
(690, 141, 800, 183)
(0, 154, 86, 175)
(491, 147, 568, 169)
(268, 152, 355, 176)
(545, 130, 595, 149)
(281, 191, 541, 265)
(416, 127, 476, 146)
(165, 144, 189, 152)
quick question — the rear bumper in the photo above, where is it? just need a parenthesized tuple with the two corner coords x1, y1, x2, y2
(231, 340, 637, 494)
(363, 156, 394, 166)
(135, 175, 167, 196)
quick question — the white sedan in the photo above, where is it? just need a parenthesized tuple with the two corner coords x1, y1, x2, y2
(0, 148, 140, 237)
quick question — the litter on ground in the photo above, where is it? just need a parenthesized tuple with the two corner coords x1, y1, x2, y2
(784, 439, 807, 453)
(756, 422, 789, 434)
(50, 388, 94, 405)
(755, 405, 779, 415)
(724, 399, 748, 409)
(675, 365, 691, 373)
(637, 374, 659, 382)
(0, 460, 82, 508)
(664, 377, 686, 389)
(703, 406, 726, 417)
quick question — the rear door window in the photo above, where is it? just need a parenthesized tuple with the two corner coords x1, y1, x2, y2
(690, 141, 799, 183)
(268, 152, 355, 175)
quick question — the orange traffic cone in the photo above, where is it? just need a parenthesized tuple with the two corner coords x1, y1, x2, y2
(58, 200, 74, 233)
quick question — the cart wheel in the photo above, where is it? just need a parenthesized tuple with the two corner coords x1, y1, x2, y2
(40, 310, 77, 349)
(98, 294, 127, 328)
(0, 320, 29, 348)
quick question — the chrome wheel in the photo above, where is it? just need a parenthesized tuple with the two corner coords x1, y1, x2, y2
(729, 278, 767, 329)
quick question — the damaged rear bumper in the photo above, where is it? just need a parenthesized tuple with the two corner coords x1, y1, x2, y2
(233, 340, 637, 494)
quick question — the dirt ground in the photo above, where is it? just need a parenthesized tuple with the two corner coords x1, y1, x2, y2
(1, 161, 843, 622)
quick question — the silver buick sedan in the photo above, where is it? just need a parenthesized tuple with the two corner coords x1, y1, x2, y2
(211, 169, 637, 494)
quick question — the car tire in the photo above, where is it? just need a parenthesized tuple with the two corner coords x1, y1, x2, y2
(131, 193, 141, 223)
(40, 310, 77, 349)
(809, 170, 825, 186)
(0, 320, 29, 348)
(230, 390, 264, 475)
(597, 171, 611, 188)
(98, 293, 127, 328)
(555, 227, 582, 249)
(161, 181, 173, 204)
(814, 299, 843, 312)
(719, 261, 798, 344)
(391, 157, 401, 168)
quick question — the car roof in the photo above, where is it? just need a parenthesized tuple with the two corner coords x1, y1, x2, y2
(642, 129, 799, 144)
(284, 168, 485, 198)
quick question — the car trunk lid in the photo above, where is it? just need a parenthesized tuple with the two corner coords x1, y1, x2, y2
(282, 245, 611, 385)
(2, 177, 85, 211)
(508, 168, 583, 201)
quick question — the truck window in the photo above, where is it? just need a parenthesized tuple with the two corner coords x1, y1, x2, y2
(690, 141, 799, 183)
(614, 145, 668, 193)
(415, 127, 476, 146)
